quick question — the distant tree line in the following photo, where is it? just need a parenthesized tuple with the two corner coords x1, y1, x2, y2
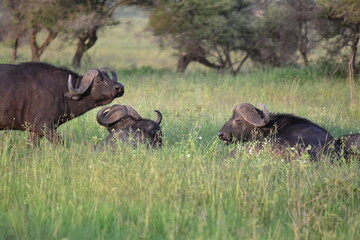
(0, 0, 359, 79)
(0, 0, 153, 67)
(148, 0, 360, 79)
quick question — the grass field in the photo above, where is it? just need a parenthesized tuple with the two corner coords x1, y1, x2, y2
(1, 11, 360, 240)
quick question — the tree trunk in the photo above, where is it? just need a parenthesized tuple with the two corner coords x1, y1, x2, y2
(233, 53, 250, 75)
(12, 37, 18, 61)
(72, 27, 98, 68)
(348, 24, 359, 104)
(30, 26, 57, 61)
(177, 54, 193, 73)
(299, 21, 309, 66)
(177, 52, 223, 73)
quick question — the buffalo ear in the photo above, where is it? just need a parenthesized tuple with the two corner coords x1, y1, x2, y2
(236, 103, 269, 127)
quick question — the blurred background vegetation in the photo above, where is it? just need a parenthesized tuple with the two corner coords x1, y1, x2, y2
(0, 0, 359, 78)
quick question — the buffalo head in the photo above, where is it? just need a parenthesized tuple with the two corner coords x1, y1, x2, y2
(66, 67, 124, 105)
(218, 103, 270, 144)
(336, 133, 360, 160)
(96, 104, 163, 148)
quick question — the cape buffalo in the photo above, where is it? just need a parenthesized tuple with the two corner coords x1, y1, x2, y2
(217, 103, 335, 160)
(0, 62, 124, 145)
(95, 104, 163, 149)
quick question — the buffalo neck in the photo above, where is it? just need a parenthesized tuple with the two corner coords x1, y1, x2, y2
(61, 73, 97, 119)
(64, 95, 98, 119)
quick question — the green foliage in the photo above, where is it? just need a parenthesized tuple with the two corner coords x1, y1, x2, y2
(150, 0, 251, 47)
(148, 0, 254, 73)
(316, 0, 360, 79)
(317, 0, 360, 24)
(250, 1, 299, 67)
(1, 68, 360, 239)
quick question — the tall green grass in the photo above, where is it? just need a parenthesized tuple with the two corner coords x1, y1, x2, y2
(1, 67, 359, 239)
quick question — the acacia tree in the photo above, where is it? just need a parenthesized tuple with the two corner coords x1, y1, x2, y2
(63, 0, 119, 68)
(286, 0, 318, 66)
(148, 0, 255, 74)
(1, 0, 69, 61)
(1, 0, 153, 65)
(248, 0, 319, 68)
(249, 2, 299, 68)
(1, 0, 33, 60)
(67, 0, 154, 67)
(317, 0, 360, 102)
(28, 1, 64, 61)
(317, 0, 360, 78)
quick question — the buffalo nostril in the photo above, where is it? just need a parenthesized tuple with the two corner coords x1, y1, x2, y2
(217, 132, 224, 138)
(115, 84, 124, 92)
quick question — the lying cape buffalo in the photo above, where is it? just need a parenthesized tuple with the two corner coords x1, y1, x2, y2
(0, 62, 124, 145)
(218, 103, 335, 160)
(95, 104, 163, 149)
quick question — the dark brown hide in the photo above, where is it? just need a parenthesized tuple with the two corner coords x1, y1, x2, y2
(0, 62, 124, 145)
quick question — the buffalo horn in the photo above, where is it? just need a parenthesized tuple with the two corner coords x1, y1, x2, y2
(99, 67, 118, 82)
(262, 104, 270, 123)
(67, 69, 98, 96)
(67, 75, 77, 94)
(154, 110, 162, 125)
(124, 105, 142, 120)
(97, 105, 129, 126)
(97, 106, 112, 126)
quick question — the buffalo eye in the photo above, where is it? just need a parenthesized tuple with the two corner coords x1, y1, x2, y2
(94, 77, 102, 84)
(234, 119, 244, 125)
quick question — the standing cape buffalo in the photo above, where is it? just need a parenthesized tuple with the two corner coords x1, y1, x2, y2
(0, 62, 124, 145)
(217, 103, 335, 160)
(95, 104, 163, 149)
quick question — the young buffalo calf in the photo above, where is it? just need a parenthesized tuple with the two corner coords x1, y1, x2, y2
(95, 105, 163, 149)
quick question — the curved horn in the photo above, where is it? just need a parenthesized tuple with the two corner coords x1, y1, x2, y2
(67, 69, 98, 97)
(154, 110, 162, 125)
(124, 105, 142, 120)
(76, 69, 98, 94)
(262, 104, 270, 123)
(237, 103, 269, 127)
(96, 106, 112, 126)
(99, 67, 118, 82)
(96, 105, 129, 126)
(67, 75, 77, 94)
